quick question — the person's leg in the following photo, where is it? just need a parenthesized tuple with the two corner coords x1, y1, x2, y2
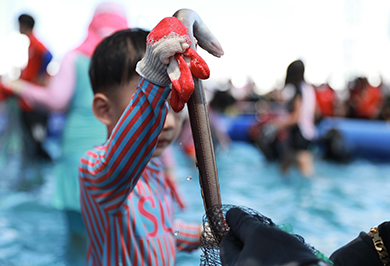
(280, 150, 295, 175)
(17, 110, 53, 191)
(20, 110, 38, 159)
(17, 110, 43, 190)
(23, 111, 51, 161)
(296, 150, 314, 177)
(280, 126, 299, 176)
(288, 125, 314, 177)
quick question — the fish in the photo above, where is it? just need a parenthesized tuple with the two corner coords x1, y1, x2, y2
(173, 9, 224, 58)
(173, 9, 224, 239)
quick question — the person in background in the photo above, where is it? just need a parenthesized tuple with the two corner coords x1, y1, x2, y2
(18, 14, 53, 165)
(208, 96, 232, 152)
(80, 19, 204, 265)
(314, 83, 337, 118)
(18, 14, 53, 87)
(347, 77, 384, 120)
(0, 14, 53, 186)
(220, 207, 390, 266)
(3, 3, 129, 264)
(272, 60, 318, 177)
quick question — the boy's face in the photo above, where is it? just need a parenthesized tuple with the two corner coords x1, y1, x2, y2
(111, 82, 184, 158)
(152, 106, 184, 157)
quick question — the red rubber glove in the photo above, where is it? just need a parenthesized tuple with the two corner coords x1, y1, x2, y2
(136, 17, 210, 112)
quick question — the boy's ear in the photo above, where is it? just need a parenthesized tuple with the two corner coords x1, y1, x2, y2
(92, 93, 112, 126)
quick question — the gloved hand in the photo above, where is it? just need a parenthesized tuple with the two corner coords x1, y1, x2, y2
(330, 221, 390, 266)
(220, 208, 322, 266)
(136, 16, 210, 112)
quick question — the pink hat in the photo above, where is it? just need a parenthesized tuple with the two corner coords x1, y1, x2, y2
(75, 2, 129, 57)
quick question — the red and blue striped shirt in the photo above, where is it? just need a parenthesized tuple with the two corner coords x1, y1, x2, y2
(79, 78, 200, 266)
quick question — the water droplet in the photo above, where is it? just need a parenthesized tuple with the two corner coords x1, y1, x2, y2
(186, 176, 192, 181)
(179, 143, 182, 146)
(174, 230, 179, 236)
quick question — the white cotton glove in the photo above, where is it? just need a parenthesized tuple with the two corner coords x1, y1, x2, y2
(136, 17, 210, 112)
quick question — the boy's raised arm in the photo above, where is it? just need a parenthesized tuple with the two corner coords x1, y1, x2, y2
(79, 17, 208, 214)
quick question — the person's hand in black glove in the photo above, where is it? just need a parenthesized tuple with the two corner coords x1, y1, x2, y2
(329, 221, 390, 266)
(220, 208, 324, 266)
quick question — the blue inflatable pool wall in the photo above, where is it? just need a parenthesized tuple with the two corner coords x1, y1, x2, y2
(317, 117, 390, 161)
(219, 114, 390, 161)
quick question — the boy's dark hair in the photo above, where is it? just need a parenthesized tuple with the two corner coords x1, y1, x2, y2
(89, 28, 149, 95)
(18, 14, 35, 29)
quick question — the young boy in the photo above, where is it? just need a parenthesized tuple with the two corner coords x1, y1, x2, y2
(79, 22, 203, 265)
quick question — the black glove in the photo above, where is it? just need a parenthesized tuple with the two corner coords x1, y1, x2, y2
(220, 208, 322, 266)
(330, 221, 390, 266)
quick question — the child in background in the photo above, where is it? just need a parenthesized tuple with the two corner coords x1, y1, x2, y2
(79, 21, 203, 265)
(1, 14, 54, 180)
(18, 14, 53, 162)
(18, 14, 53, 87)
(2, 3, 129, 238)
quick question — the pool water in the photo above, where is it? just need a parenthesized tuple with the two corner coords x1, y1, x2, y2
(1, 140, 390, 265)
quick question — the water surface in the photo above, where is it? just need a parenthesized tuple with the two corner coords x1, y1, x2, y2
(1, 141, 389, 265)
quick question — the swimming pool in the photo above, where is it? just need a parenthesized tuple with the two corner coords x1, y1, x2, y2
(0, 141, 389, 265)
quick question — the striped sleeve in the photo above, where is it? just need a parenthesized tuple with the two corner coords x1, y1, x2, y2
(174, 219, 201, 252)
(79, 78, 171, 215)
